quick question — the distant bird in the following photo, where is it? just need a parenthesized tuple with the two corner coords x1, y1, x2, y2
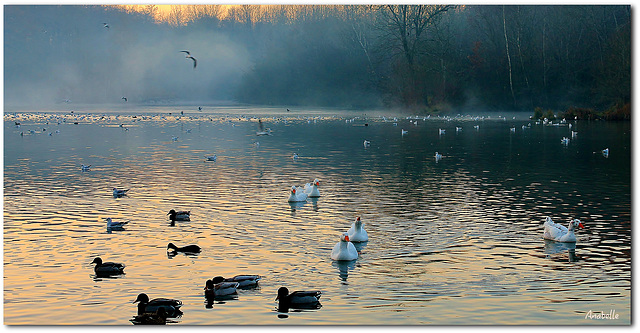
(602, 148, 609, 158)
(561, 137, 570, 146)
(439, 128, 445, 135)
(205, 155, 217, 162)
(103, 23, 109, 29)
(510, 127, 516, 133)
(105, 217, 128, 229)
(363, 139, 371, 147)
(456, 126, 462, 132)
(179, 50, 197, 69)
(167, 209, 190, 222)
(401, 129, 408, 135)
(198, 107, 202, 111)
(122, 97, 127, 102)
(81, 164, 91, 172)
(435, 152, 442, 161)
(292, 153, 299, 160)
(276, 287, 321, 309)
(133, 293, 182, 317)
(91, 257, 125, 276)
(167, 242, 201, 253)
(112, 187, 129, 198)
(474, 125, 480, 130)
(171, 136, 179, 141)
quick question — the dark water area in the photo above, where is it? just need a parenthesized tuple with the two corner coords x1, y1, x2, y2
(3, 106, 631, 325)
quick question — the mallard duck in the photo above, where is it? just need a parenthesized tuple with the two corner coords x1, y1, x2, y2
(91, 257, 125, 276)
(130, 307, 167, 325)
(167, 210, 190, 222)
(216, 275, 261, 288)
(167, 242, 201, 253)
(133, 293, 182, 317)
(204, 277, 239, 298)
(276, 287, 321, 308)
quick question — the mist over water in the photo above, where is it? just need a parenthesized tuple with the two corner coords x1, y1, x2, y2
(3, 107, 631, 325)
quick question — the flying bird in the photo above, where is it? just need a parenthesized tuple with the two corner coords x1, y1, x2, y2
(122, 97, 127, 102)
(180, 50, 197, 69)
(103, 23, 109, 29)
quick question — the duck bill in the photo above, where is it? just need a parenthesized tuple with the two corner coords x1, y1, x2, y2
(578, 222, 584, 229)
(275, 295, 280, 301)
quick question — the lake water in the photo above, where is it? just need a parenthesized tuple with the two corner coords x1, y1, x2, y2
(3, 106, 631, 325)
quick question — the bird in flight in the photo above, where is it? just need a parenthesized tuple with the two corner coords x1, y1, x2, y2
(103, 23, 109, 29)
(180, 50, 197, 69)
(122, 97, 127, 102)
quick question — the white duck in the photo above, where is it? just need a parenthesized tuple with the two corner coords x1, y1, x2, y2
(543, 217, 584, 242)
(105, 217, 129, 229)
(287, 186, 308, 202)
(304, 179, 321, 198)
(331, 233, 358, 261)
(347, 216, 368, 242)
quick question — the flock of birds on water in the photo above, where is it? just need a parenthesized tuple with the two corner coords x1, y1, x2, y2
(6, 109, 613, 324)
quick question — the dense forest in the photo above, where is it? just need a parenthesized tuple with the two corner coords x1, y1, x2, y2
(4, 5, 630, 116)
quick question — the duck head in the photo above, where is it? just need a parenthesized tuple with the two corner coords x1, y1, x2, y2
(355, 216, 362, 227)
(133, 293, 150, 304)
(276, 287, 289, 301)
(167, 209, 177, 215)
(341, 233, 350, 242)
(570, 219, 584, 230)
(167, 243, 178, 251)
(91, 257, 103, 265)
(211, 276, 225, 284)
(314, 179, 320, 187)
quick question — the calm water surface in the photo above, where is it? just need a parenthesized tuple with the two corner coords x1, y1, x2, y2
(3, 106, 631, 325)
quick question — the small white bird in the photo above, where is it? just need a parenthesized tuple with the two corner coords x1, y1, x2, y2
(474, 125, 480, 130)
(363, 140, 371, 147)
(171, 136, 178, 141)
(401, 129, 408, 135)
(602, 148, 609, 158)
(456, 126, 462, 132)
(113, 188, 129, 197)
(292, 153, 299, 160)
(106, 217, 129, 229)
(103, 23, 109, 29)
(561, 137, 570, 145)
(439, 128, 445, 135)
(331, 233, 358, 261)
(81, 164, 91, 172)
(205, 155, 217, 162)
(435, 152, 442, 161)
(510, 127, 516, 133)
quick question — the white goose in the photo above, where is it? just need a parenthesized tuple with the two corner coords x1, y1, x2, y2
(331, 233, 358, 261)
(304, 179, 321, 198)
(543, 217, 584, 242)
(347, 216, 368, 242)
(287, 186, 308, 202)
